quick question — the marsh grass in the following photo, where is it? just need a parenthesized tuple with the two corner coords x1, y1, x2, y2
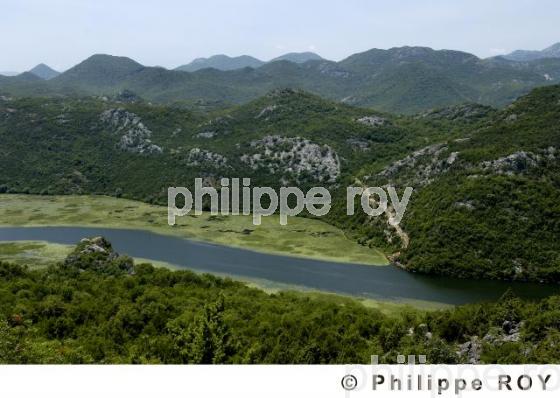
(0, 194, 388, 265)
(0, 240, 73, 268)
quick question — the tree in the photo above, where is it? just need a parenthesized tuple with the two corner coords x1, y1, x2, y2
(180, 295, 231, 364)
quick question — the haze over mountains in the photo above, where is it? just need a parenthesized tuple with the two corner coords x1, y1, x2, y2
(502, 42, 560, 62)
(269, 52, 324, 64)
(175, 52, 323, 72)
(0, 64, 60, 80)
(28, 63, 60, 80)
(176, 55, 265, 72)
(1, 43, 559, 113)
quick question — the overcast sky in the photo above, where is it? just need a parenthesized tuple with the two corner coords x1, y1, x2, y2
(1, 0, 559, 72)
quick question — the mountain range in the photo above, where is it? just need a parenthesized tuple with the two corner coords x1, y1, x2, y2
(1, 45, 560, 113)
(175, 52, 323, 72)
(502, 42, 560, 62)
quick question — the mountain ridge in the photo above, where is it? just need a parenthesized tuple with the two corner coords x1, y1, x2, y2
(2, 46, 560, 113)
(501, 42, 560, 62)
(269, 51, 324, 63)
(175, 54, 265, 72)
(175, 51, 325, 72)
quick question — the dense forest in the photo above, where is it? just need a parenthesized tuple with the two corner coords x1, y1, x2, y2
(1, 237, 560, 364)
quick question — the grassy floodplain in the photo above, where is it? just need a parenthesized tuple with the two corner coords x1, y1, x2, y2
(0, 194, 388, 265)
(0, 241, 72, 268)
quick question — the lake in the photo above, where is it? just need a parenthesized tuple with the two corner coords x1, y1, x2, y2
(1, 226, 558, 305)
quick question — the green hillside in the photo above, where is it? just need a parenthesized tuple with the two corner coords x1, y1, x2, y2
(1, 85, 559, 282)
(0, 89, 448, 198)
(365, 86, 560, 282)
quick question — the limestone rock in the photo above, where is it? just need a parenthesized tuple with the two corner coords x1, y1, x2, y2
(240, 135, 340, 183)
(65, 236, 134, 274)
(186, 147, 229, 168)
(356, 115, 386, 127)
(100, 108, 162, 155)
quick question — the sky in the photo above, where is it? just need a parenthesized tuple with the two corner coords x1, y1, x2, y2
(1, 0, 559, 72)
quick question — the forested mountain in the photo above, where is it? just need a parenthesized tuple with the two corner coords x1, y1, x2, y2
(2, 46, 559, 113)
(360, 86, 560, 282)
(53, 54, 145, 89)
(1, 85, 559, 282)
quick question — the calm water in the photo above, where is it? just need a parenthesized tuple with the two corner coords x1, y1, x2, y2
(1, 226, 558, 305)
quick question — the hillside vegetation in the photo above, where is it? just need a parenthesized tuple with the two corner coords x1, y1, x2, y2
(1, 239, 560, 364)
(1, 85, 559, 282)
(392, 86, 560, 282)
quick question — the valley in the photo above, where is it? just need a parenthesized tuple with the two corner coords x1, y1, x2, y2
(1, 40, 560, 366)
(10, 0, 560, 387)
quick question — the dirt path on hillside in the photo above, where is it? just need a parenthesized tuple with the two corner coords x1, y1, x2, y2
(355, 179, 410, 249)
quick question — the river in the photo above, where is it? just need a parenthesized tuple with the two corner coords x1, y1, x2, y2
(1, 226, 558, 305)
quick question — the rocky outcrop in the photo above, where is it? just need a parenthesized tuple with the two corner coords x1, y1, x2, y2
(378, 144, 557, 187)
(456, 321, 523, 364)
(356, 115, 387, 127)
(501, 321, 522, 342)
(377, 143, 454, 187)
(186, 147, 229, 168)
(64, 236, 134, 274)
(457, 338, 482, 364)
(240, 135, 340, 183)
(480, 151, 540, 175)
(100, 108, 163, 155)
